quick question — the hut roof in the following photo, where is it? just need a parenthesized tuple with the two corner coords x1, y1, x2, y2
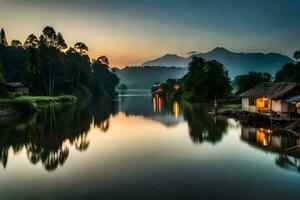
(5, 82, 29, 88)
(240, 82, 299, 99)
(285, 95, 300, 102)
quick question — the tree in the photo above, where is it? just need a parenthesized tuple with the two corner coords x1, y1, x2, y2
(74, 42, 88, 55)
(56, 32, 67, 50)
(0, 28, 8, 46)
(26, 48, 40, 87)
(42, 26, 57, 48)
(23, 34, 39, 48)
(234, 72, 272, 94)
(0, 26, 119, 97)
(180, 56, 232, 101)
(11, 40, 22, 48)
(275, 62, 300, 83)
(91, 56, 119, 96)
(96, 55, 109, 67)
(293, 49, 300, 61)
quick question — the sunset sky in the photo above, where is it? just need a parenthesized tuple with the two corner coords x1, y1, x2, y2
(0, 0, 299, 67)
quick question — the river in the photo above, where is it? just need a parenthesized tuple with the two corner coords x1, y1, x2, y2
(0, 89, 300, 199)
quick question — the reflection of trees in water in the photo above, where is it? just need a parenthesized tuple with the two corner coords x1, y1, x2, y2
(183, 103, 228, 144)
(0, 97, 116, 171)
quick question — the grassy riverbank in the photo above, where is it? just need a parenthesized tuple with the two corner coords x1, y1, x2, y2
(0, 95, 78, 115)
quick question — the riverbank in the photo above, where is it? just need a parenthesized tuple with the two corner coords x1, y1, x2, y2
(0, 95, 78, 116)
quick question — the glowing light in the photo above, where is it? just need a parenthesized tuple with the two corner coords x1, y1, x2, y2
(173, 84, 180, 90)
(256, 128, 272, 146)
(172, 101, 180, 118)
(153, 95, 163, 112)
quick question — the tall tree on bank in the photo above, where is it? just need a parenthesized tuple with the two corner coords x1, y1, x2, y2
(181, 56, 232, 101)
(39, 26, 68, 95)
(71, 42, 90, 86)
(91, 56, 119, 96)
(0, 28, 8, 47)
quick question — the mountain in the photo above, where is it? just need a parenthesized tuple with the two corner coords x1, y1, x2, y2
(113, 66, 188, 89)
(142, 54, 188, 67)
(141, 47, 294, 78)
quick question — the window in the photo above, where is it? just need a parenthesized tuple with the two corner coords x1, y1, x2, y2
(264, 99, 269, 108)
(249, 98, 255, 106)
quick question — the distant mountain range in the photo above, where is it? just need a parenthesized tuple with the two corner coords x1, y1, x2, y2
(141, 47, 294, 77)
(114, 66, 187, 89)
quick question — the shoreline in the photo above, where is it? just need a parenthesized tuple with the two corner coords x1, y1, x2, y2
(0, 95, 78, 117)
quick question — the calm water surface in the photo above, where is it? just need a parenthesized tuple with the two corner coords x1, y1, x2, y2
(1, 89, 300, 199)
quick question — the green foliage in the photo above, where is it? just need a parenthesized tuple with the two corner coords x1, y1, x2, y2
(181, 57, 232, 102)
(0, 26, 119, 98)
(234, 71, 272, 94)
(275, 62, 300, 83)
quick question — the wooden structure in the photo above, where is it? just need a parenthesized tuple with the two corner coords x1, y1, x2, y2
(240, 82, 300, 119)
(6, 82, 29, 95)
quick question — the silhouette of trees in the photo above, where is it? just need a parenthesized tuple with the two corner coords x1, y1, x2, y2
(11, 40, 22, 48)
(0, 28, 8, 46)
(23, 34, 39, 49)
(0, 26, 119, 97)
(74, 42, 88, 55)
(234, 72, 272, 94)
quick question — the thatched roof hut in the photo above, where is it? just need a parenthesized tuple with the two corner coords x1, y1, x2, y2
(240, 82, 300, 100)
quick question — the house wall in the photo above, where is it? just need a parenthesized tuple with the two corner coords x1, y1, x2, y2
(271, 100, 282, 112)
(242, 98, 256, 112)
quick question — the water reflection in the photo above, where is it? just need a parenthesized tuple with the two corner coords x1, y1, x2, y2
(0, 97, 116, 171)
(182, 103, 228, 144)
(241, 125, 300, 174)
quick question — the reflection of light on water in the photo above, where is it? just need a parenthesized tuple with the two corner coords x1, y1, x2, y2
(172, 101, 180, 118)
(153, 95, 163, 112)
(256, 128, 272, 146)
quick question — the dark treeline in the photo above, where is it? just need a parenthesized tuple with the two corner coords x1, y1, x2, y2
(0, 27, 119, 97)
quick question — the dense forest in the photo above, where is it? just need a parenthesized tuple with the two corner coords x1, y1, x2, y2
(0, 27, 119, 98)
